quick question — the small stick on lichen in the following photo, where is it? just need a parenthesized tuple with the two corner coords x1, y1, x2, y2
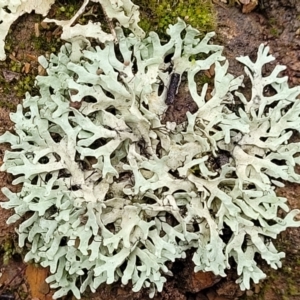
(165, 73, 181, 105)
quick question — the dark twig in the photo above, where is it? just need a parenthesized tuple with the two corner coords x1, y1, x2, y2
(0, 265, 26, 298)
(165, 73, 181, 105)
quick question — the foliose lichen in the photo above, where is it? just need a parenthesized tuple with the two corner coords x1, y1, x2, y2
(1, 1, 300, 300)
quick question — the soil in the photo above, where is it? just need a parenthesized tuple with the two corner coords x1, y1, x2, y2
(0, 1, 300, 300)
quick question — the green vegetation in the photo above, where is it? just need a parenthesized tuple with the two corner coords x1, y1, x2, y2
(13, 74, 36, 97)
(269, 27, 280, 37)
(267, 17, 282, 37)
(31, 34, 59, 52)
(0, 237, 20, 265)
(0, 16, 62, 101)
(55, 0, 83, 19)
(136, 0, 216, 36)
(0, 98, 17, 111)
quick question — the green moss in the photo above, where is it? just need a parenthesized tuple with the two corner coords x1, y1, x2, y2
(0, 68, 36, 100)
(1, 238, 18, 265)
(0, 15, 61, 100)
(4, 29, 13, 52)
(283, 266, 292, 274)
(0, 99, 17, 111)
(268, 17, 276, 26)
(54, 0, 83, 19)
(9, 60, 22, 73)
(267, 17, 282, 37)
(31, 34, 60, 52)
(288, 284, 299, 296)
(269, 27, 279, 37)
(14, 74, 36, 97)
(195, 73, 213, 85)
(136, 0, 216, 37)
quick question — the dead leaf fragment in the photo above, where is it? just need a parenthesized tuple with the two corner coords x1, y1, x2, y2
(23, 62, 31, 74)
(70, 101, 82, 109)
(9, 53, 19, 62)
(40, 22, 50, 29)
(52, 26, 62, 37)
(25, 53, 38, 61)
(242, 1, 258, 13)
(38, 65, 47, 76)
(2, 70, 21, 82)
(35, 23, 40, 37)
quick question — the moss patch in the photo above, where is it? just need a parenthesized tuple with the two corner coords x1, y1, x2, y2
(136, 0, 216, 36)
(0, 13, 64, 105)
(52, 0, 84, 20)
